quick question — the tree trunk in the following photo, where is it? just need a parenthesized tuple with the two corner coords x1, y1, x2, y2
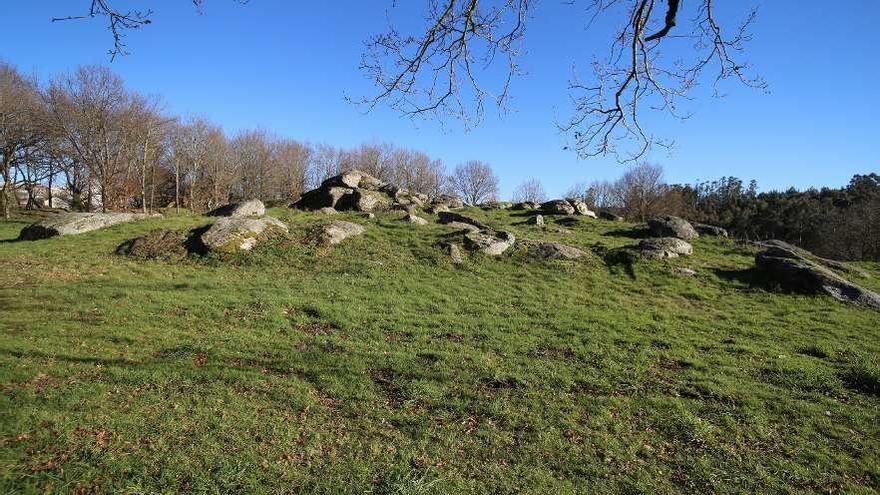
(175, 157, 180, 215)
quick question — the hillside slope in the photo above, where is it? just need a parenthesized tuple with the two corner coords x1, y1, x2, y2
(1, 208, 878, 494)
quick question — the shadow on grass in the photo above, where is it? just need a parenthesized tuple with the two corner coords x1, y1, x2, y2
(604, 226, 651, 239)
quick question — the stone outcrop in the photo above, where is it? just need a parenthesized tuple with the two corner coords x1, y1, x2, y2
(18, 212, 160, 240)
(463, 230, 515, 255)
(480, 201, 512, 210)
(207, 199, 265, 218)
(755, 240, 880, 309)
(637, 237, 694, 259)
(539, 199, 597, 217)
(404, 212, 428, 225)
(598, 210, 624, 222)
(648, 215, 699, 241)
(430, 194, 465, 210)
(308, 221, 367, 247)
(200, 216, 288, 253)
(293, 170, 453, 214)
(438, 241, 464, 264)
(521, 241, 587, 260)
(512, 201, 539, 211)
(569, 199, 597, 218)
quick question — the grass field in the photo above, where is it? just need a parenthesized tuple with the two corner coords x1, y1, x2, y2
(1, 207, 878, 494)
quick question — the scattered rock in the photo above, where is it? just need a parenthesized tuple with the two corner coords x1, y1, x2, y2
(18, 212, 160, 240)
(207, 199, 265, 218)
(438, 241, 464, 264)
(540, 199, 576, 215)
(463, 230, 515, 255)
(446, 221, 481, 233)
(317, 207, 338, 215)
(480, 201, 512, 210)
(308, 220, 367, 247)
(671, 267, 697, 277)
(116, 229, 188, 261)
(522, 240, 587, 260)
(200, 216, 289, 252)
(426, 204, 450, 214)
(404, 212, 428, 225)
(512, 201, 540, 211)
(526, 214, 545, 226)
(438, 211, 489, 230)
(648, 215, 699, 241)
(694, 222, 728, 237)
(638, 237, 694, 259)
(598, 210, 624, 222)
(755, 240, 880, 309)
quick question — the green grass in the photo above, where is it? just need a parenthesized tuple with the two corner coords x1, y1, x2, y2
(1, 207, 878, 494)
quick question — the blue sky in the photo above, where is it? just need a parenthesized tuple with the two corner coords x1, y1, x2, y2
(4, 1, 878, 197)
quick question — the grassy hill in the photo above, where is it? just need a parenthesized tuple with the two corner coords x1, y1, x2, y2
(1, 207, 878, 494)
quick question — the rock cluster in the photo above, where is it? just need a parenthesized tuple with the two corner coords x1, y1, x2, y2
(207, 199, 265, 218)
(308, 220, 367, 247)
(694, 222, 728, 237)
(637, 237, 694, 259)
(438, 211, 489, 231)
(463, 230, 516, 255)
(755, 240, 880, 309)
(201, 216, 289, 252)
(539, 199, 597, 218)
(19, 212, 160, 240)
(293, 169, 445, 214)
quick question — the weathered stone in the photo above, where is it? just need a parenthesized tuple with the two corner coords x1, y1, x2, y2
(540, 200, 576, 215)
(317, 207, 338, 215)
(694, 222, 729, 237)
(18, 212, 160, 240)
(671, 267, 697, 277)
(430, 194, 465, 210)
(446, 221, 481, 233)
(438, 211, 489, 230)
(598, 210, 624, 222)
(638, 237, 694, 259)
(569, 199, 597, 218)
(294, 187, 354, 210)
(648, 215, 699, 240)
(308, 220, 366, 246)
(480, 201, 513, 210)
(463, 230, 515, 255)
(512, 201, 539, 211)
(405, 213, 428, 225)
(116, 229, 188, 261)
(200, 216, 288, 252)
(321, 169, 384, 190)
(522, 240, 587, 260)
(207, 199, 265, 218)
(352, 189, 392, 212)
(526, 214, 545, 226)
(755, 240, 880, 309)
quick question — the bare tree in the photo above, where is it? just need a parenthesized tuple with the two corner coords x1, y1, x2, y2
(511, 177, 546, 203)
(448, 160, 499, 205)
(361, 0, 765, 161)
(613, 162, 667, 221)
(0, 63, 45, 218)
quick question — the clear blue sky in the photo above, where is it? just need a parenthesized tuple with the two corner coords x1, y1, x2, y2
(4, 1, 878, 197)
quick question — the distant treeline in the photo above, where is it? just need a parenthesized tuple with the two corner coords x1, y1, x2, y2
(571, 165, 879, 261)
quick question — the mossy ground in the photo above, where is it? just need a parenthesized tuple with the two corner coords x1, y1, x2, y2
(1, 207, 878, 494)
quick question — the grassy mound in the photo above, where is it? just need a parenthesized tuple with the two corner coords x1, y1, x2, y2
(1, 207, 878, 493)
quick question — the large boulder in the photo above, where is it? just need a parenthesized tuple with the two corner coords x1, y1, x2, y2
(200, 216, 288, 253)
(18, 212, 159, 240)
(526, 214, 545, 226)
(321, 169, 384, 191)
(463, 230, 515, 255)
(638, 237, 693, 259)
(404, 212, 428, 225)
(437, 241, 464, 264)
(755, 240, 880, 309)
(648, 215, 699, 241)
(308, 220, 366, 246)
(568, 199, 597, 218)
(351, 189, 392, 212)
(512, 201, 539, 211)
(438, 211, 489, 230)
(480, 201, 513, 210)
(294, 187, 354, 210)
(116, 229, 188, 261)
(540, 200, 576, 216)
(694, 222, 729, 237)
(207, 199, 265, 218)
(522, 241, 587, 260)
